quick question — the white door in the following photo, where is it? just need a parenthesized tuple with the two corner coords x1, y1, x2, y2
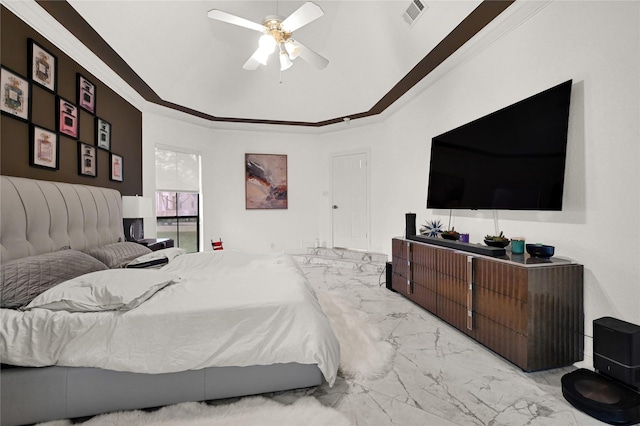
(332, 152, 369, 250)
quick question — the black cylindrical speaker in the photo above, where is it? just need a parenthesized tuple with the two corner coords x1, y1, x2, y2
(405, 213, 417, 237)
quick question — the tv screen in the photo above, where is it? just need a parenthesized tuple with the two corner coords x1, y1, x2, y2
(426, 79, 572, 210)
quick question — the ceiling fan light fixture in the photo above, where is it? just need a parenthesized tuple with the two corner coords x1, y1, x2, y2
(208, 2, 328, 71)
(279, 50, 293, 71)
(253, 34, 277, 65)
(258, 34, 277, 53)
(284, 40, 301, 60)
(254, 50, 271, 66)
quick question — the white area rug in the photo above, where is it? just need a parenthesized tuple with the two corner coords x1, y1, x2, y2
(39, 291, 392, 425)
(42, 396, 350, 426)
(316, 291, 395, 381)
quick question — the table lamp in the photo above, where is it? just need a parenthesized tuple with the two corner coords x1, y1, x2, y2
(122, 195, 153, 241)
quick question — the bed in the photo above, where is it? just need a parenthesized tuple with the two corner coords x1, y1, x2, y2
(0, 176, 340, 426)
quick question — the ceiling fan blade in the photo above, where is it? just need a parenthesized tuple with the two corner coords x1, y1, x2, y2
(207, 9, 265, 32)
(281, 2, 324, 32)
(295, 40, 329, 70)
(242, 48, 264, 70)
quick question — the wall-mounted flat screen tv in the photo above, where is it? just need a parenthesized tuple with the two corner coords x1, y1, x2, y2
(426, 79, 572, 210)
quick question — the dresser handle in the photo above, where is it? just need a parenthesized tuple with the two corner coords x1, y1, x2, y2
(467, 256, 474, 330)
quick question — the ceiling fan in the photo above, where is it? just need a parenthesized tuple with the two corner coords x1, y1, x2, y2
(207, 2, 329, 71)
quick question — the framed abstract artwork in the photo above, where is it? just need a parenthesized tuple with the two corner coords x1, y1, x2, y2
(1, 66, 30, 122)
(77, 74, 96, 114)
(78, 142, 97, 177)
(29, 124, 59, 170)
(110, 153, 123, 182)
(56, 96, 79, 139)
(28, 38, 57, 93)
(245, 153, 288, 209)
(95, 117, 111, 150)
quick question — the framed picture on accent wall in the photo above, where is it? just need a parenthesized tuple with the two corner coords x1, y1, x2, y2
(245, 153, 288, 209)
(28, 38, 57, 93)
(77, 74, 96, 114)
(110, 153, 123, 182)
(78, 142, 97, 177)
(95, 117, 111, 150)
(29, 124, 59, 170)
(1, 66, 30, 122)
(56, 97, 79, 139)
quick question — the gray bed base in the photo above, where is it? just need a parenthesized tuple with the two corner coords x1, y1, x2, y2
(1, 363, 323, 426)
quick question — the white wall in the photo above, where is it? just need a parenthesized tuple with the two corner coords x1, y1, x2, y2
(316, 1, 640, 338)
(142, 1, 639, 355)
(142, 115, 324, 253)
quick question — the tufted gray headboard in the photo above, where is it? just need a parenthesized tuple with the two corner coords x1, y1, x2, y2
(1, 176, 125, 262)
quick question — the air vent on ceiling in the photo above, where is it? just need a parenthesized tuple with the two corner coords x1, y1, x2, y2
(402, 0, 427, 27)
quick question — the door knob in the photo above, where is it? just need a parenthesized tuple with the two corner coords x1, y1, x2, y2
(332, 205, 338, 209)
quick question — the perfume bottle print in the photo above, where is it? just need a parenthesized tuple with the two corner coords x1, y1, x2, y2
(83, 146, 93, 169)
(35, 52, 51, 84)
(113, 157, 121, 178)
(37, 133, 53, 163)
(4, 77, 24, 113)
(99, 121, 109, 148)
(81, 80, 93, 108)
(62, 102, 74, 127)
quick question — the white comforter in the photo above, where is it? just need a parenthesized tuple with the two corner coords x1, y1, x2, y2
(0, 251, 340, 385)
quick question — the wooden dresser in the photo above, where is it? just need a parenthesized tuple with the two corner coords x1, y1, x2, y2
(391, 237, 584, 371)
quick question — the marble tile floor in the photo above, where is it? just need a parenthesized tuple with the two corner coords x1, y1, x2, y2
(288, 247, 387, 274)
(270, 262, 606, 426)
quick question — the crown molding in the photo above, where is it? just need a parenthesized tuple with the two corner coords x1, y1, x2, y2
(1, 0, 549, 132)
(382, 0, 554, 122)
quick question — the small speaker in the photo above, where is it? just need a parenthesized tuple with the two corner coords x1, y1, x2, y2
(594, 317, 640, 389)
(385, 261, 395, 292)
(405, 213, 416, 237)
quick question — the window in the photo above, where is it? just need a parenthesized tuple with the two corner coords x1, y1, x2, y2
(156, 192, 199, 253)
(155, 146, 201, 253)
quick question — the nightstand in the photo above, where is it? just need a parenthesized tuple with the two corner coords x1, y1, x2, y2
(136, 238, 174, 251)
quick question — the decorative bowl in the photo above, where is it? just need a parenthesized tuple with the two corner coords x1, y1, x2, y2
(526, 244, 555, 258)
(484, 238, 510, 248)
(441, 232, 459, 241)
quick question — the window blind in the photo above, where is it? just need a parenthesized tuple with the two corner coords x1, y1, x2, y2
(155, 146, 200, 192)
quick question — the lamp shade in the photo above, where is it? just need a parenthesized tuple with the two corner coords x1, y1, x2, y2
(122, 196, 153, 219)
(284, 40, 300, 60)
(279, 51, 293, 71)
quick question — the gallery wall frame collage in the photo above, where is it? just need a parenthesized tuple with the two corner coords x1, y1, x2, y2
(0, 38, 123, 182)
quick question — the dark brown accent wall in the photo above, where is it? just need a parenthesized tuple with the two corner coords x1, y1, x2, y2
(0, 6, 142, 196)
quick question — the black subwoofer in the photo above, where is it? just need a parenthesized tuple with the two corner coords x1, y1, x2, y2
(385, 261, 394, 292)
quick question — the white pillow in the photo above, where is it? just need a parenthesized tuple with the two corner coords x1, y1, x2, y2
(22, 269, 182, 312)
(126, 247, 187, 268)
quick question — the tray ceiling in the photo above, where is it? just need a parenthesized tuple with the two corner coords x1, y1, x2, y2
(36, 1, 514, 126)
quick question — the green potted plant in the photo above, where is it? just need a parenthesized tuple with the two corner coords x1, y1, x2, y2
(484, 231, 510, 248)
(441, 227, 460, 240)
